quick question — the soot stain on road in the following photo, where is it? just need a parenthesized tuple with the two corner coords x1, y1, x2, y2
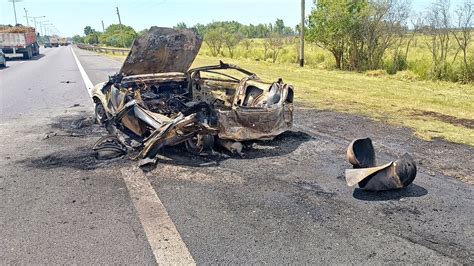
(27, 147, 101, 170)
(18, 114, 129, 171)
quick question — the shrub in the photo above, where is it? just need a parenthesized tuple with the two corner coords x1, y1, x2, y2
(408, 58, 432, 80)
(384, 54, 408, 75)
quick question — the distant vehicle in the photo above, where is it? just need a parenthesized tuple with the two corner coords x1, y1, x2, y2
(0, 49, 6, 67)
(59, 37, 68, 46)
(44, 42, 52, 48)
(0, 25, 40, 59)
(49, 36, 59, 47)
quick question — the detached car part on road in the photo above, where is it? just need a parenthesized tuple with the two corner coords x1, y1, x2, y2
(91, 27, 294, 160)
(345, 138, 417, 191)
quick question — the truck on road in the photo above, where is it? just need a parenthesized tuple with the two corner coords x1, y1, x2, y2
(59, 37, 68, 46)
(50, 36, 59, 47)
(0, 25, 40, 59)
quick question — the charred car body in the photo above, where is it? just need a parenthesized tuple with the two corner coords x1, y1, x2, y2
(91, 27, 294, 159)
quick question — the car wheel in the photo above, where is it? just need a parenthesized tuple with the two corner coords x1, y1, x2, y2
(185, 134, 214, 155)
(95, 102, 107, 125)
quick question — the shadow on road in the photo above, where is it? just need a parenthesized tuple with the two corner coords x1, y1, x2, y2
(6, 54, 45, 62)
(352, 183, 428, 201)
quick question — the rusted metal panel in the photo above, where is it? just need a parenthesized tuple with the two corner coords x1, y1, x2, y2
(217, 105, 293, 141)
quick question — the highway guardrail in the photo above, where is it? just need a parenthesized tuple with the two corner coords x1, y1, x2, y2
(76, 44, 129, 55)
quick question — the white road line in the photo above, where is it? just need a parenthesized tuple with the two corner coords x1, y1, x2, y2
(70, 46, 93, 97)
(121, 167, 196, 265)
(71, 45, 195, 265)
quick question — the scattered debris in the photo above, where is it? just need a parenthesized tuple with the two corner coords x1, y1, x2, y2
(92, 135, 127, 160)
(345, 138, 417, 191)
(43, 132, 57, 139)
(90, 27, 294, 162)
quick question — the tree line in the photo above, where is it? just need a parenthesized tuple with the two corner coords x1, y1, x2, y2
(307, 0, 473, 82)
(73, 24, 138, 48)
(175, 19, 296, 39)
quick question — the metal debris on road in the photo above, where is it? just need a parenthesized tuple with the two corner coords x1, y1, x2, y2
(345, 137, 417, 191)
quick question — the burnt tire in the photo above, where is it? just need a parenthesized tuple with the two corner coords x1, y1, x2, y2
(185, 134, 214, 155)
(94, 102, 107, 125)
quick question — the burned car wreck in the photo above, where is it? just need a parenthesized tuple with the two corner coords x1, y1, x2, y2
(91, 27, 294, 160)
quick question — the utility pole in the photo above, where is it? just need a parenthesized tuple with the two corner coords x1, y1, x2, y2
(38, 20, 48, 36)
(27, 16, 46, 33)
(23, 8, 29, 26)
(116, 7, 125, 47)
(9, 0, 19, 25)
(43, 23, 53, 36)
(299, 0, 305, 67)
(101, 20, 105, 32)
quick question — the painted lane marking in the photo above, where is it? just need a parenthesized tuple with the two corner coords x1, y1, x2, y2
(71, 45, 195, 264)
(70, 46, 93, 97)
(121, 167, 196, 265)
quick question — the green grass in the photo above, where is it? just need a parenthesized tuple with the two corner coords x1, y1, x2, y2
(96, 48, 474, 146)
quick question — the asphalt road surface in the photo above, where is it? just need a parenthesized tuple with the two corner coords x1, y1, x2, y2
(0, 46, 472, 264)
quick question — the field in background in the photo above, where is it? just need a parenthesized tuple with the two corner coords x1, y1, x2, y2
(91, 46, 474, 146)
(198, 35, 474, 82)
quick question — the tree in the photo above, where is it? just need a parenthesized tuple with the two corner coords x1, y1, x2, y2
(72, 34, 84, 44)
(84, 26, 93, 36)
(424, 0, 452, 80)
(266, 33, 284, 63)
(242, 39, 253, 50)
(174, 22, 187, 30)
(204, 28, 225, 56)
(390, 16, 422, 74)
(84, 30, 100, 45)
(274, 18, 285, 34)
(223, 32, 243, 58)
(100, 24, 137, 47)
(193, 23, 206, 37)
(307, 0, 351, 69)
(452, 0, 473, 79)
(351, 0, 411, 70)
(307, 0, 411, 71)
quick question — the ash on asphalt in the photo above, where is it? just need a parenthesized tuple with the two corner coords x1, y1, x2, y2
(20, 113, 129, 171)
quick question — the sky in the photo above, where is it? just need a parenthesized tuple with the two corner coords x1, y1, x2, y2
(0, 0, 467, 37)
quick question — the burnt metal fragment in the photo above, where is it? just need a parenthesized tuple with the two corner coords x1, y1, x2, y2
(346, 137, 376, 168)
(345, 138, 417, 191)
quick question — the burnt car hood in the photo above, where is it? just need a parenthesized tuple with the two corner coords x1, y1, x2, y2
(119, 26, 202, 76)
